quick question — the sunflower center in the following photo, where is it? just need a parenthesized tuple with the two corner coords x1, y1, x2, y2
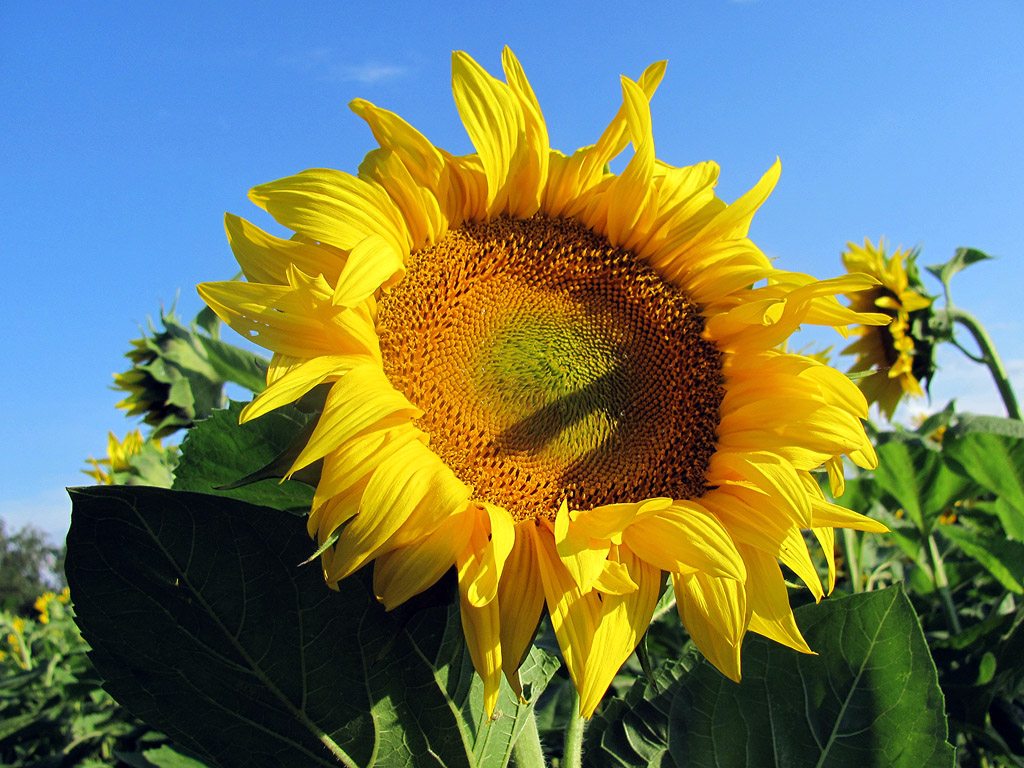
(377, 215, 723, 522)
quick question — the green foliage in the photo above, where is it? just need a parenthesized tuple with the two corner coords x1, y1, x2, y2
(171, 400, 315, 514)
(0, 520, 65, 611)
(0, 589, 199, 767)
(584, 588, 954, 768)
(113, 309, 266, 440)
(55, 246, 1024, 766)
(66, 486, 559, 768)
(926, 248, 995, 294)
(845, 414, 1024, 767)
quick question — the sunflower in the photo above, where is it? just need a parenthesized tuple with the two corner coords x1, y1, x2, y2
(841, 238, 934, 419)
(83, 430, 177, 487)
(199, 49, 890, 718)
(83, 430, 147, 485)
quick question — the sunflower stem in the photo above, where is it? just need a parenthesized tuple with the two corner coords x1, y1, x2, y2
(842, 528, 863, 593)
(511, 708, 547, 768)
(926, 533, 962, 635)
(563, 693, 586, 768)
(948, 308, 1022, 420)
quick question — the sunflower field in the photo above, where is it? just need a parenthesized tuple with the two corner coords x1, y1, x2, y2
(6, 49, 1024, 768)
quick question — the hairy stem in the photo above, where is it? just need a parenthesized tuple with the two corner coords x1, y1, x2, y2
(563, 693, 586, 768)
(512, 708, 547, 768)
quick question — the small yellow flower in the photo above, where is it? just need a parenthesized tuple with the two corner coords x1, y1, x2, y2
(34, 591, 59, 624)
(841, 238, 934, 419)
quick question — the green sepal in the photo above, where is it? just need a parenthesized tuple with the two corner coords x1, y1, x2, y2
(926, 247, 994, 291)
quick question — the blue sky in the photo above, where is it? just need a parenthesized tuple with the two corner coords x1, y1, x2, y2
(3, 1, 1023, 540)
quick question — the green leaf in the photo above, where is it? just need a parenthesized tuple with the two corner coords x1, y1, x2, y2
(925, 247, 994, 288)
(938, 524, 1024, 593)
(943, 432, 1024, 537)
(197, 335, 267, 395)
(66, 486, 557, 768)
(948, 414, 1024, 440)
(143, 745, 217, 768)
(172, 401, 314, 515)
(873, 439, 975, 533)
(583, 650, 698, 767)
(585, 587, 954, 768)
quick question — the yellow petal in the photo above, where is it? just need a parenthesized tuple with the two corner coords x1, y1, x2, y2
(622, 501, 745, 581)
(328, 437, 471, 581)
(311, 427, 422, 537)
(601, 76, 655, 247)
(240, 355, 355, 424)
(457, 502, 516, 607)
(555, 500, 611, 593)
(578, 546, 659, 718)
(811, 526, 837, 595)
(290, 364, 420, 474)
(531, 521, 599, 694)
(373, 506, 473, 609)
(570, 497, 671, 542)
(680, 158, 781, 255)
(501, 47, 548, 217)
(740, 544, 813, 654)
(332, 234, 405, 307)
(451, 51, 525, 216)
(224, 214, 344, 286)
(198, 278, 379, 360)
(497, 522, 547, 684)
(458, 587, 502, 718)
(809, 495, 890, 532)
(709, 450, 812, 529)
(348, 98, 446, 189)
(673, 571, 747, 681)
(249, 168, 410, 257)
(358, 149, 444, 250)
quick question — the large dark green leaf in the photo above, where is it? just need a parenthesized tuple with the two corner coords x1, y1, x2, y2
(873, 439, 974, 533)
(944, 432, 1024, 538)
(172, 401, 314, 515)
(66, 486, 558, 768)
(585, 587, 953, 768)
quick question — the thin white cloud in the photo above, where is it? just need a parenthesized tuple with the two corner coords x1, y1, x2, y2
(279, 48, 408, 85)
(335, 63, 407, 85)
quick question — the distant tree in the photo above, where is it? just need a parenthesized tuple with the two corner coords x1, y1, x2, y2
(0, 518, 65, 612)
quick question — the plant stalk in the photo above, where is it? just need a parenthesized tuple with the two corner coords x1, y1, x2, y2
(511, 708, 547, 768)
(842, 528, 863, 593)
(563, 693, 586, 768)
(949, 308, 1022, 420)
(926, 533, 962, 635)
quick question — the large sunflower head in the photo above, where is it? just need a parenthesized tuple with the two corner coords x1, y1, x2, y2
(840, 238, 935, 419)
(199, 49, 889, 718)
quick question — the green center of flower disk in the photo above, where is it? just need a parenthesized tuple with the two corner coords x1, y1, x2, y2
(377, 215, 724, 522)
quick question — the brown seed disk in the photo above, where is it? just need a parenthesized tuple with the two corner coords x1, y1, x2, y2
(376, 215, 724, 522)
